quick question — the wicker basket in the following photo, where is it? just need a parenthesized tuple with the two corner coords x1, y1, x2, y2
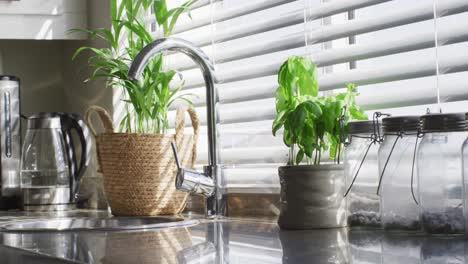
(84, 105, 199, 216)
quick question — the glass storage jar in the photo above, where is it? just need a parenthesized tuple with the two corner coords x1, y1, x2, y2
(381, 234, 423, 264)
(345, 120, 381, 227)
(379, 116, 421, 231)
(464, 113, 468, 235)
(348, 230, 383, 264)
(418, 113, 468, 235)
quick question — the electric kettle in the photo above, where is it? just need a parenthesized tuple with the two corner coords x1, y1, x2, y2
(20, 112, 90, 211)
(0, 75, 21, 209)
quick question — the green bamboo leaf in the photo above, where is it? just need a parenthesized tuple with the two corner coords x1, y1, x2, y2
(153, 0, 169, 26)
(119, 19, 153, 45)
(166, 8, 185, 36)
(74, 0, 195, 134)
(166, 0, 197, 35)
(133, 0, 144, 15)
(71, 46, 92, 60)
(68, 28, 112, 44)
(119, 114, 129, 132)
(142, 0, 153, 9)
(111, 0, 117, 21)
(168, 97, 193, 108)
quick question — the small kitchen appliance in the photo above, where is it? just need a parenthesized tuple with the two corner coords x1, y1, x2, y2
(0, 75, 21, 209)
(20, 112, 90, 211)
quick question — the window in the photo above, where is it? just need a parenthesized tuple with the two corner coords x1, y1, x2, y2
(148, 0, 468, 194)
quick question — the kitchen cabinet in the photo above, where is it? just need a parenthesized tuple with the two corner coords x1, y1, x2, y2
(0, 0, 87, 40)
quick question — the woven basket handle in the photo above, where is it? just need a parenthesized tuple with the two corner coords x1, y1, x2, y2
(175, 106, 199, 168)
(84, 106, 114, 136)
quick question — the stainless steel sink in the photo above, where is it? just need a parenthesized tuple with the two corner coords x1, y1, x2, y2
(0, 216, 199, 232)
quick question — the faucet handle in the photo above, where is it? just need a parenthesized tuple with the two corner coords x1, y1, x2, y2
(170, 142, 215, 197)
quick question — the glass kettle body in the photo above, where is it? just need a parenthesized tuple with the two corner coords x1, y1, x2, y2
(20, 113, 90, 211)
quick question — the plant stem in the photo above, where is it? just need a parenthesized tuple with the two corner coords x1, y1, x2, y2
(289, 144, 295, 165)
(317, 149, 322, 165)
(313, 138, 320, 165)
(336, 143, 341, 165)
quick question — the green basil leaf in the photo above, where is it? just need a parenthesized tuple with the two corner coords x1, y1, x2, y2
(350, 105, 368, 120)
(275, 86, 288, 112)
(302, 100, 322, 118)
(283, 129, 293, 147)
(273, 57, 366, 165)
(328, 135, 338, 160)
(295, 149, 304, 165)
(272, 110, 288, 136)
(300, 121, 316, 158)
(290, 105, 307, 137)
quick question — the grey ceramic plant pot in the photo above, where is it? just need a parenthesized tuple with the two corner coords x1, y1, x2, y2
(278, 164, 347, 230)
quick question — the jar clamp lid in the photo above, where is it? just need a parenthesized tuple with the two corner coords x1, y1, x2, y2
(348, 120, 376, 135)
(0, 75, 20, 82)
(382, 116, 420, 134)
(420, 113, 467, 132)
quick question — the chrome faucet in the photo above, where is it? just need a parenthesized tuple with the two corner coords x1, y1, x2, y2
(128, 38, 225, 218)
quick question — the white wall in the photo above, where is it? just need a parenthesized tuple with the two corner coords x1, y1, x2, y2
(61, 0, 112, 208)
(63, 0, 112, 115)
(0, 40, 67, 115)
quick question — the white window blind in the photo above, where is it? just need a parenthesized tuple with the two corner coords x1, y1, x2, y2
(150, 0, 468, 194)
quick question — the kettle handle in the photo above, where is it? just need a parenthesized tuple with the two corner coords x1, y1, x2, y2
(60, 113, 91, 198)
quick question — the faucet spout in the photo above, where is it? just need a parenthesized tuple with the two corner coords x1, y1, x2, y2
(128, 38, 225, 217)
(171, 142, 215, 198)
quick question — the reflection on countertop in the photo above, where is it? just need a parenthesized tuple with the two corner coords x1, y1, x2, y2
(349, 229, 468, 264)
(0, 210, 467, 263)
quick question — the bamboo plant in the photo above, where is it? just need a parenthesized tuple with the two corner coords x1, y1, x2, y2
(73, 0, 198, 133)
(272, 56, 367, 166)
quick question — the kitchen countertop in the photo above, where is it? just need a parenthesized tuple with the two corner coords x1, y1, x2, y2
(0, 210, 466, 263)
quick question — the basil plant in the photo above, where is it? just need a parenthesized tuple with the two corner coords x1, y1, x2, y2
(272, 56, 367, 166)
